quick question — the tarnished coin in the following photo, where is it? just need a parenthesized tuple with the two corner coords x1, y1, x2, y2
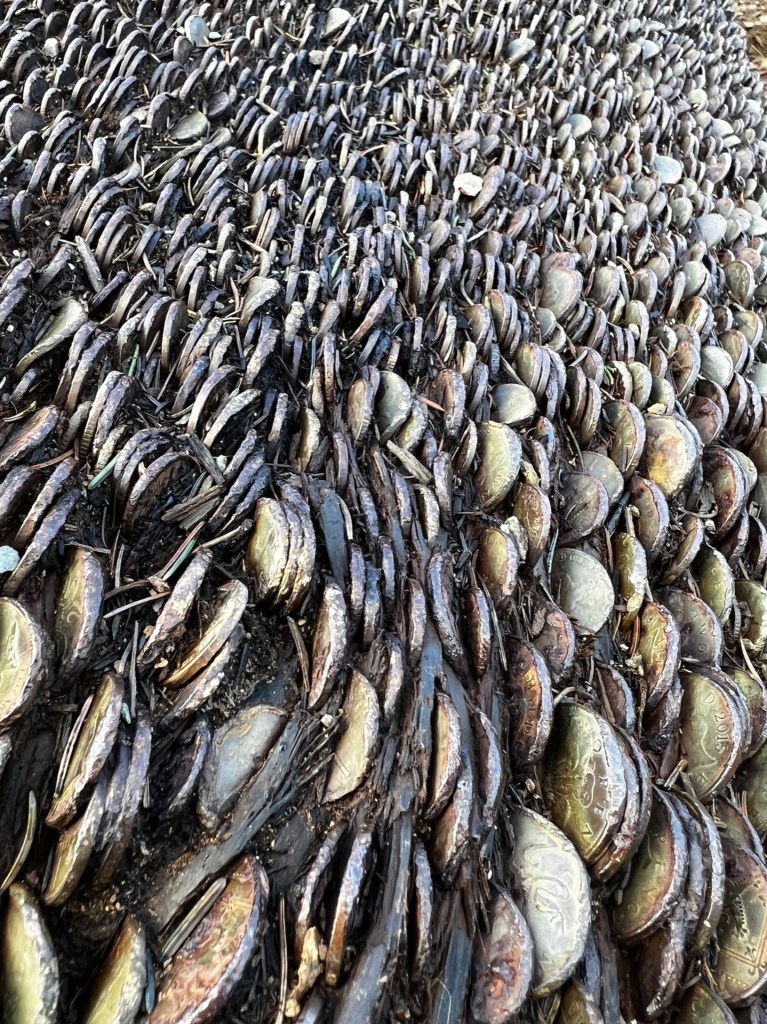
(679, 669, 746, 800)
(591, 732, 652, 883)
(729, 667, 767, 758)
(81, 915, 147, 1024)
(509, 808, 591, 997)
(612, 787, 689, 944)
(197, 706, 286, 829)
(641, 414, 698, 498)
(425, 691, 462, 820)
(551, 548, 614, 634)
(44, 772, 107, 906)
(634, 900, 688, 1019)
(507, 640, 553, 769)
(324, 669, 380, 803)
(163, 581, 248, 689)
(554, 981, 604, 1024)
(614, 531, 647, 629)
(0, 597, 47, 729)
(638, 602, 680, 711)
(674, 983, 738, 1023)
(54, 548, 104, 683)
(677, 793, 726, 953)
(470, 888, 534, 1023)
(711, 838, 767, 1007)
(46, 673, 123, 829)
(715, 798, 764, 861)
(630, 476, 670, 563)
(2, 883, 59, 1024)
(138, 549, 211, 669)
(737, 741, 767, 835)
(325, 831, 374, 987)
(543, 702, 627, 865)
(660, 588, 723, 664)
(148, 856, 268, 1023)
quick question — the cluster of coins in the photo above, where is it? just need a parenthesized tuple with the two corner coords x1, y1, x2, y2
(3, 0, 767, 1021)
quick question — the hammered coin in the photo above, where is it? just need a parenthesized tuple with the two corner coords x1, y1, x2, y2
(737, 741, 767, 834)
(711, 838, 767, 1007)
(612, 787, 689, 944)
(673, 982, 738, 1024)
(554, 981, 604, 1024)
(551, 548, 614, 634)
(542, 702, 627, 866)
(680, 670, 746, 800)
(2, 883, 60, 1024)
(470, 887, 534, 1023)
(0, 597, 47, 729)
(509, 808, 591, 997)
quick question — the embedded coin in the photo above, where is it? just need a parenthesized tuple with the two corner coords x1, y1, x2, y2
(674, 982, 738, 1023)
(551, 548, 614, 634)
(509, 808, 591, 997)
(470, 887, 533, 1023)
(680, 670, 745, 800)
(737, 740, 767, 835)
(612, 787, 689, 944)
(0, 597, 46, 729)
(554, 981, 604, 1024)
(508, 640, 553, 769)
(711, 838, 767, 1007)
(543, 702, 627, 865)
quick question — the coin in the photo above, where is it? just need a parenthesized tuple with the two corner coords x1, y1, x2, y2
(470, 888, 533, 1023)
(612, 787, 689, 944)
(680, 670, 745, 800)
(674, 982, 738, 1023)
(507, 640, 553, 769)
(729, 667, 767, 757)
(509, 808, 591, 998)
(543, 702, 627, 866)
(0, 597, 46, 729)
(737, 741, 767, 835)
(638, 602, 680, 711)
(634, 899, 687, 1019)
(714, 798, 763, 861)
(711, 838, 767, 1007)
(677, 793, 726, 953)
(550, 548, 614, 635)
(554, 981, 603, 1024)
(591, 732, 652, 883)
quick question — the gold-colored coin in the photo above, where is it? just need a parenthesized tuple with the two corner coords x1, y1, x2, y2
(711, 837, 767, 1007)
(680, 670, 745, 800)
(554, 981, 603, 1024)
(674, 982, 737, 1023)
(543, 702, 627, 865)
(612, 787, 688, 943)
(0, 598, 46, 730)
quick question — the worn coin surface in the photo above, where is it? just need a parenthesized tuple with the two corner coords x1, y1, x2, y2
(712, 837, 767, 1007)
(674, 982, 738, 1023)
(680, 670, 745, 800)
(543, 702, 627, 865)
(554, 980, 604, 1024)
(509, 808, 591, 998)
(470, 888, 533, 1023)
(612, 787, 689, 943)
(550, 548, 614, 634)
(507, 640, 553, 769)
